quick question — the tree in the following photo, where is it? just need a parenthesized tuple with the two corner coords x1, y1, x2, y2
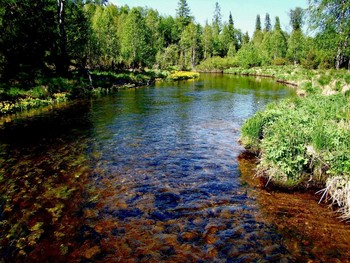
(119, 8, 152, 68)
(176, 0, 192, 31)
(287, 30, 305, 65)
(235, 43, 261, 68)
(220, 24, 233, 56)
(145, 9, 162, 60)
(212, 2, 223, 56)
(180, 22, 200, 68)
(264, 13, 271, 32)
(255, 14, 262, 31)
(202, 21, 214, 59)
(160, 16, 180, 46)
(308, 0, 350, 69)
(287, 7, 305, 65)
(290, 7, 304, 31)
(228, 12, 239, 51)
(213, 2, 222, 32)
(242, 32, 250, 44)
(270, 17, 287, 59)
(89, 4, 119, 69)
(52, 0, 90, 76)
(0, 0, 57, 83)
(156, 44, 179, 69)
(253, 15, 263, 45)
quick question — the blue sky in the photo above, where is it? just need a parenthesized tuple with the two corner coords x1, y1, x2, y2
(110, 0, 308, 36)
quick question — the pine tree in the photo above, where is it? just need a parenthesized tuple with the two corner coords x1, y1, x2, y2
(264, 13, 271, 32)
(213, 2, 222, 32)
(176, 0, 192, 30)
(255, 14, 261, 31)
(253, 14, 263, 45)
(287, 7, 305, 65)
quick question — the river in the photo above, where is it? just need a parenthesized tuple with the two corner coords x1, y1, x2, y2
(0, 74, 349, 262)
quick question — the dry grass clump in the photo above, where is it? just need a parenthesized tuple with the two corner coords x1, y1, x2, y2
(318, 176, 350, 221)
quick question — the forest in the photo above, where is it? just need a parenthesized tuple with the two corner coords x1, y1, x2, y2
(0, 0, 350, 87)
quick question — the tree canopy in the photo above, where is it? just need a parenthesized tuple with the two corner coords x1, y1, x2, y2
(0, 0, 349, 85)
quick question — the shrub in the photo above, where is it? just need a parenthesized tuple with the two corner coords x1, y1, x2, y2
(272, 57, 288, 66)
(166, 71, 199, 81)
(240, 94, 350, 217)
(196, 57, 236, 72)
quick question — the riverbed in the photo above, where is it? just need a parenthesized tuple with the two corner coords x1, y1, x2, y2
(0, 74, 349, 262)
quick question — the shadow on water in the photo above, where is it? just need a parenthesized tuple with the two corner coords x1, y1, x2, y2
(0, 74, 349, 262)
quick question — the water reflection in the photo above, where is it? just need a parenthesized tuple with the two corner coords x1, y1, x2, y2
(2, 74, 347, 262)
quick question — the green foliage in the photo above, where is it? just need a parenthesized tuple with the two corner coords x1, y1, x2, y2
(179, 22, 200, 69)
(119, 8, 154, 68)
(156, 45, 179, 69)
(309, 0, 350, 69)
(234, 43, 261, 69)
(241, 94, 350, 188)
(271, 57, 288, 66)
(196, 56, 236, 71)
(318, 74, 331, 86)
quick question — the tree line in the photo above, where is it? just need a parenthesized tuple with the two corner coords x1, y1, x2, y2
(0, 0, 349, 86)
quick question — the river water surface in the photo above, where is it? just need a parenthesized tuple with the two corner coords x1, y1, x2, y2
(0, 74, 349, 262)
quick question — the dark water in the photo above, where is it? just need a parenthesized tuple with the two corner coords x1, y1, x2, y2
(0, 74, 349, 262)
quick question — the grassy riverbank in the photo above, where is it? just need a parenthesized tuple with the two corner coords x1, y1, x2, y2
(238, 66, 350, 220)
(0, 70, 199, 115)
(225, 66, 350, 96)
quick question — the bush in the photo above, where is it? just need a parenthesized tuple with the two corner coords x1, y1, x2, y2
(196, 56, 236, 72)
(234, 43, 262, 69)
(240, 94, 350, 217)
(272, 57, 288, 66)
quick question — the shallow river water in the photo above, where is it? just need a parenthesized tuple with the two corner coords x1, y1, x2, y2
(0, 74, 349, 262)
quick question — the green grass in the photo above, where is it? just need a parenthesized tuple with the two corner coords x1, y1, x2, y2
(240, 94, 350, 219)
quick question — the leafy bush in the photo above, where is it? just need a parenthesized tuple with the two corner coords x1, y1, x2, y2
(196, 56, 236, 71)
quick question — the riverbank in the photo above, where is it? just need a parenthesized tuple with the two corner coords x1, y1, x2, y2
(237, 66, 350, 220)
(225, 66, 350, 96)
(0, 70, 199, 115)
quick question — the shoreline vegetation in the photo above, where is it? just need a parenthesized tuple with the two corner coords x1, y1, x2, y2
(233, 66, 350, 221)
(0, 70, 199, 115)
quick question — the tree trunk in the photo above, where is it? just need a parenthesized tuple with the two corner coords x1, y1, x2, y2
(56, 0, 69, 76)
(191, 47, 195, 69)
